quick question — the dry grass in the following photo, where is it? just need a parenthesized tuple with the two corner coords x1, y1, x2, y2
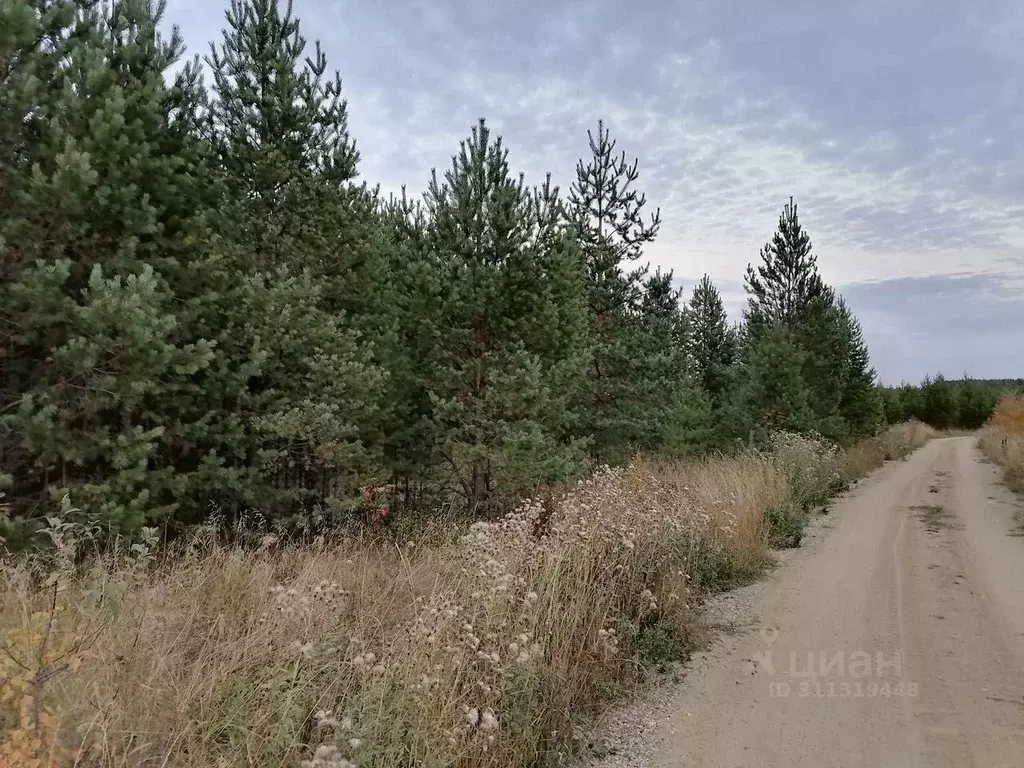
(979, 394, 1024, 494)
(656, 451, 781, 562)
(842, 420, 939, 480)
(0, 425, 931, 768)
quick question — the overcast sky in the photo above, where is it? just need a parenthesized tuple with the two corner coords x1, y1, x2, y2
(167, 0, 1024, 384)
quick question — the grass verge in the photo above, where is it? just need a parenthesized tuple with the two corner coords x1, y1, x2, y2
(0, 424, 933, 767)
(979, 394, 1024, 494)
(841, 419, 938, 480)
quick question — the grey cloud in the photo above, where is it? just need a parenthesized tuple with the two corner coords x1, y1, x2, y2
(839, 273, 1024, 383)
(164, 0, 1024, 381)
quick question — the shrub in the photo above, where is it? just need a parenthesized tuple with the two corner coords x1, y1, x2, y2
(767, 431, 844, 509)
(764, 502, 805, 548)
(980, 395, 1024, 494)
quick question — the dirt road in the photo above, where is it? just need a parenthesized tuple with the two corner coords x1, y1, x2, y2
(648, 437, 1024, 767)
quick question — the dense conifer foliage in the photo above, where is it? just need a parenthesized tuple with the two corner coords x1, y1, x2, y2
(1, 0, 894, 539)
(880, 377, 1021, 430)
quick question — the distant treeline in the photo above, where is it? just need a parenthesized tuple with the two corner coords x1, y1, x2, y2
(880, 377, 1024, 430)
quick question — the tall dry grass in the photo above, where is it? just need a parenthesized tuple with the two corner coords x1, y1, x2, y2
(0, 425, 932, 768)
(979, 394, 1024, 493)
(841, 419, 939, 480)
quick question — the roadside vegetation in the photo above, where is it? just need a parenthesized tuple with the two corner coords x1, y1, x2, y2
(0, 0, 955, 764)
(0, 425, 933, 768)
(4, 0, 886, 549)
(879, 376, 1019, 431)
(840, 419, 939, 481)
(980, 394, 1024, 494)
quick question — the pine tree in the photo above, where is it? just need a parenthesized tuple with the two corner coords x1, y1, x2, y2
(524, 177, 594, 447)
(375, 191, 443, 511)
(726, 326, 814, 441)
(921, 375, 958, 429)
(745, 197, 827, 332)
(957, 378, 998, 430)
(878, 387, 902, 425)
(797, 295, 851, 438)
(744, 198, 873, 440)
(628, 270, 714, 455)
(568, 121, 663, 463)
(423, 120, 590, 513)
(201, 0, 386, 524)
(207, 0, 383, 320)
(1, 0, 217, 537)
(569, 121, 660, 285)
(894, 383, 924, 424)
(687, 275, 735, 408)
(835, 298, 883, 436)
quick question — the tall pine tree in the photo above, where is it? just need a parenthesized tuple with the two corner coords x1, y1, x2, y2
(745, 197, 828, 333)
(1, 0, 216, 538)
(201, 0, 385, 524)
(423, 120, 590, 513)
(568, 121, 665, 463)
(743, 197, 866, 440)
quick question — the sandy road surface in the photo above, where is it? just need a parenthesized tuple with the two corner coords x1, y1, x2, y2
(644, 437, 1024, 767)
